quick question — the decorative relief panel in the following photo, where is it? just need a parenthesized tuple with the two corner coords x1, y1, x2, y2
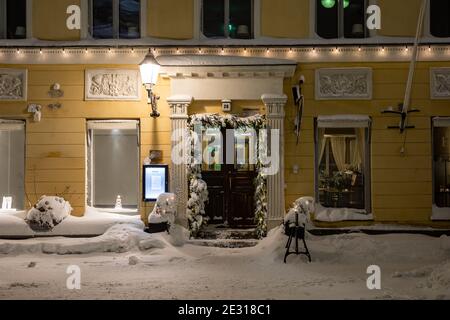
(431, 68, 450, 99)
(0, 69, 27, 101)
(315, 68, 372, 100)
(85, 69, 141, 100)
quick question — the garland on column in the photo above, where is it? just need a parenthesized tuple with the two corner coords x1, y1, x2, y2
(186, 113, 268, 238)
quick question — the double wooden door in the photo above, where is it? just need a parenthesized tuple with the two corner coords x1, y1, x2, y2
(201, 127, 256, 227)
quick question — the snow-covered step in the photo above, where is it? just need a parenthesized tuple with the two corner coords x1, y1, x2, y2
(197, 227, 258, 240)
(187, 239, 259, 248)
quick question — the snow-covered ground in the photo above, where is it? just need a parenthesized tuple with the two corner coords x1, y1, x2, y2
(0, 224, 449, 300)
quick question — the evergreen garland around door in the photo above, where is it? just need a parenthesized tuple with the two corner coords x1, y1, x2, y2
(186, 114, 268, 238)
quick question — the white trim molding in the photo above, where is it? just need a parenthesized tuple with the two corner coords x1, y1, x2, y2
(85, 69, 141, 101)
(0, 68, 27, 101)
(315, 67, 373, 100)
(167, 95, 193, 227)
(160, 54, 296, 100)
(261, 93, 287, 228)
(430, 67, 450, 99)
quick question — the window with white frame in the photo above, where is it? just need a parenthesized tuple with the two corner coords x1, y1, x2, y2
(316, 0, 368, 39)
(0, 0, 27, 39)
(0, 120, 25, 210)
(430, 0, 450, 38)
(202, 0, 253, 39)
(87, 120, 139, 209)
(315, 116, 371, 213)
(90, 0, 141, 39)
(432, 118, 450, 210)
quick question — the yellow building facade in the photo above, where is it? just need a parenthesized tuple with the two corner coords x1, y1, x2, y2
(1, 0, 450, 231)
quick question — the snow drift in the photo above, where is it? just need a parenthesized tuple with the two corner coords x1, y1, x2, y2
(0, 224, 167, 255)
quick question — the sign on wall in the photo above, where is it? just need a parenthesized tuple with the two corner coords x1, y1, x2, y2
(85, 69, 141, 101)
(430, 68, 450, 99)
(0, 69, 27, 101)
(315, 68, 372, 100)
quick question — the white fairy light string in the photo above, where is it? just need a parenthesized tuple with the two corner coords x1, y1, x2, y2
(0, 45, 449, 63)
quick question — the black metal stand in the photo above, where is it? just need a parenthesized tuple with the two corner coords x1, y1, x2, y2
(284, 213, 311, 263)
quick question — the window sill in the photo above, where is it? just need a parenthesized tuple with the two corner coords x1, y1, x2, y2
(314, 204, 373, 222)
(94, 207, 139, 216)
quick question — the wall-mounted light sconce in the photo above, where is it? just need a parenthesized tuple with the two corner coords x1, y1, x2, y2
(139, 51, 161, 118)
(292, 164, 299, 174)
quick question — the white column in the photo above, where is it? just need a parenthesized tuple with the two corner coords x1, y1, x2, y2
(167, 95, 193, 226)
(262, 94, 288, 228)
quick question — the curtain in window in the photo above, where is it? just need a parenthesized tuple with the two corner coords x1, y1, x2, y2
(349, 128, 364, 171)
(318, 129, 327, 164)
(330, 137, 347, 172)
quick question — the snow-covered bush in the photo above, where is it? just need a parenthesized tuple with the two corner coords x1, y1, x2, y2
(26, 196, 73, 231)
(148, 193, 177, 225)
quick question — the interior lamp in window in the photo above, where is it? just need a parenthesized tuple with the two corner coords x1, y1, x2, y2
(321, 0, 336, 8)
(139, 51, 161, 118)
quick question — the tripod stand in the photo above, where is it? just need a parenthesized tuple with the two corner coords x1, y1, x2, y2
(284, 212, 311, 263)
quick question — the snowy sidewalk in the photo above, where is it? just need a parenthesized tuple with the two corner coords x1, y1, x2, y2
(0, 225, 449, 299)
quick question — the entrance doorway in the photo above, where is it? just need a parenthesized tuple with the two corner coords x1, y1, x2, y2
(201, 127, 256, 227)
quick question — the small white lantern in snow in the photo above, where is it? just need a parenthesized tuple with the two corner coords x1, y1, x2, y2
(115, 195, 122, 209)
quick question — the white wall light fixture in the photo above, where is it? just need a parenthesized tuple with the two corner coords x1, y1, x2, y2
(139, 51, 161, 118)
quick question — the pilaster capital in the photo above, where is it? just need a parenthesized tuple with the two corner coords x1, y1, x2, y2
(167, 95, 193, 119)
(261, 94, 287, 118)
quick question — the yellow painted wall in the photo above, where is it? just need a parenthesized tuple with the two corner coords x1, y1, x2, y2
(0, 64, 171, 222)
(260, 0, 309, 39)
(1, 61, 450, 228)
(33, 0, 81, 41)
(147, 0, 194, 39)
(284, 61, 450, 228)
(378, 0, 422, 37)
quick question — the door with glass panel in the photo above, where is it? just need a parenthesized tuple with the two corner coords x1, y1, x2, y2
(87, 120, 139, 210)
(202, 127, 256, 227)
(0, 120, 25, 210)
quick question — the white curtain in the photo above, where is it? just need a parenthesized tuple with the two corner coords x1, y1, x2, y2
(318, 129, 327, 164)
(352, 128, 365, 171)
(330, 137, 347, 172)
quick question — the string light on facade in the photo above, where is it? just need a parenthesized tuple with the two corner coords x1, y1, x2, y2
(1, 45, 449, 63)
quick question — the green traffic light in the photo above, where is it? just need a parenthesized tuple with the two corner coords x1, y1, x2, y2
(343, 0, 350, 8)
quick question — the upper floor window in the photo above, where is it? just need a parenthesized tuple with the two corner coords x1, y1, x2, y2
(202, 0, 253, 39)
(316, 0, 368, 39)
(430, 0, 450, 38)
(90, 0, 140, 39)
(0, 0, 27, 39)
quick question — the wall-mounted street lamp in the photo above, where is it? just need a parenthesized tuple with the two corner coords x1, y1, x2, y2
(139, 51, 161, 118)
